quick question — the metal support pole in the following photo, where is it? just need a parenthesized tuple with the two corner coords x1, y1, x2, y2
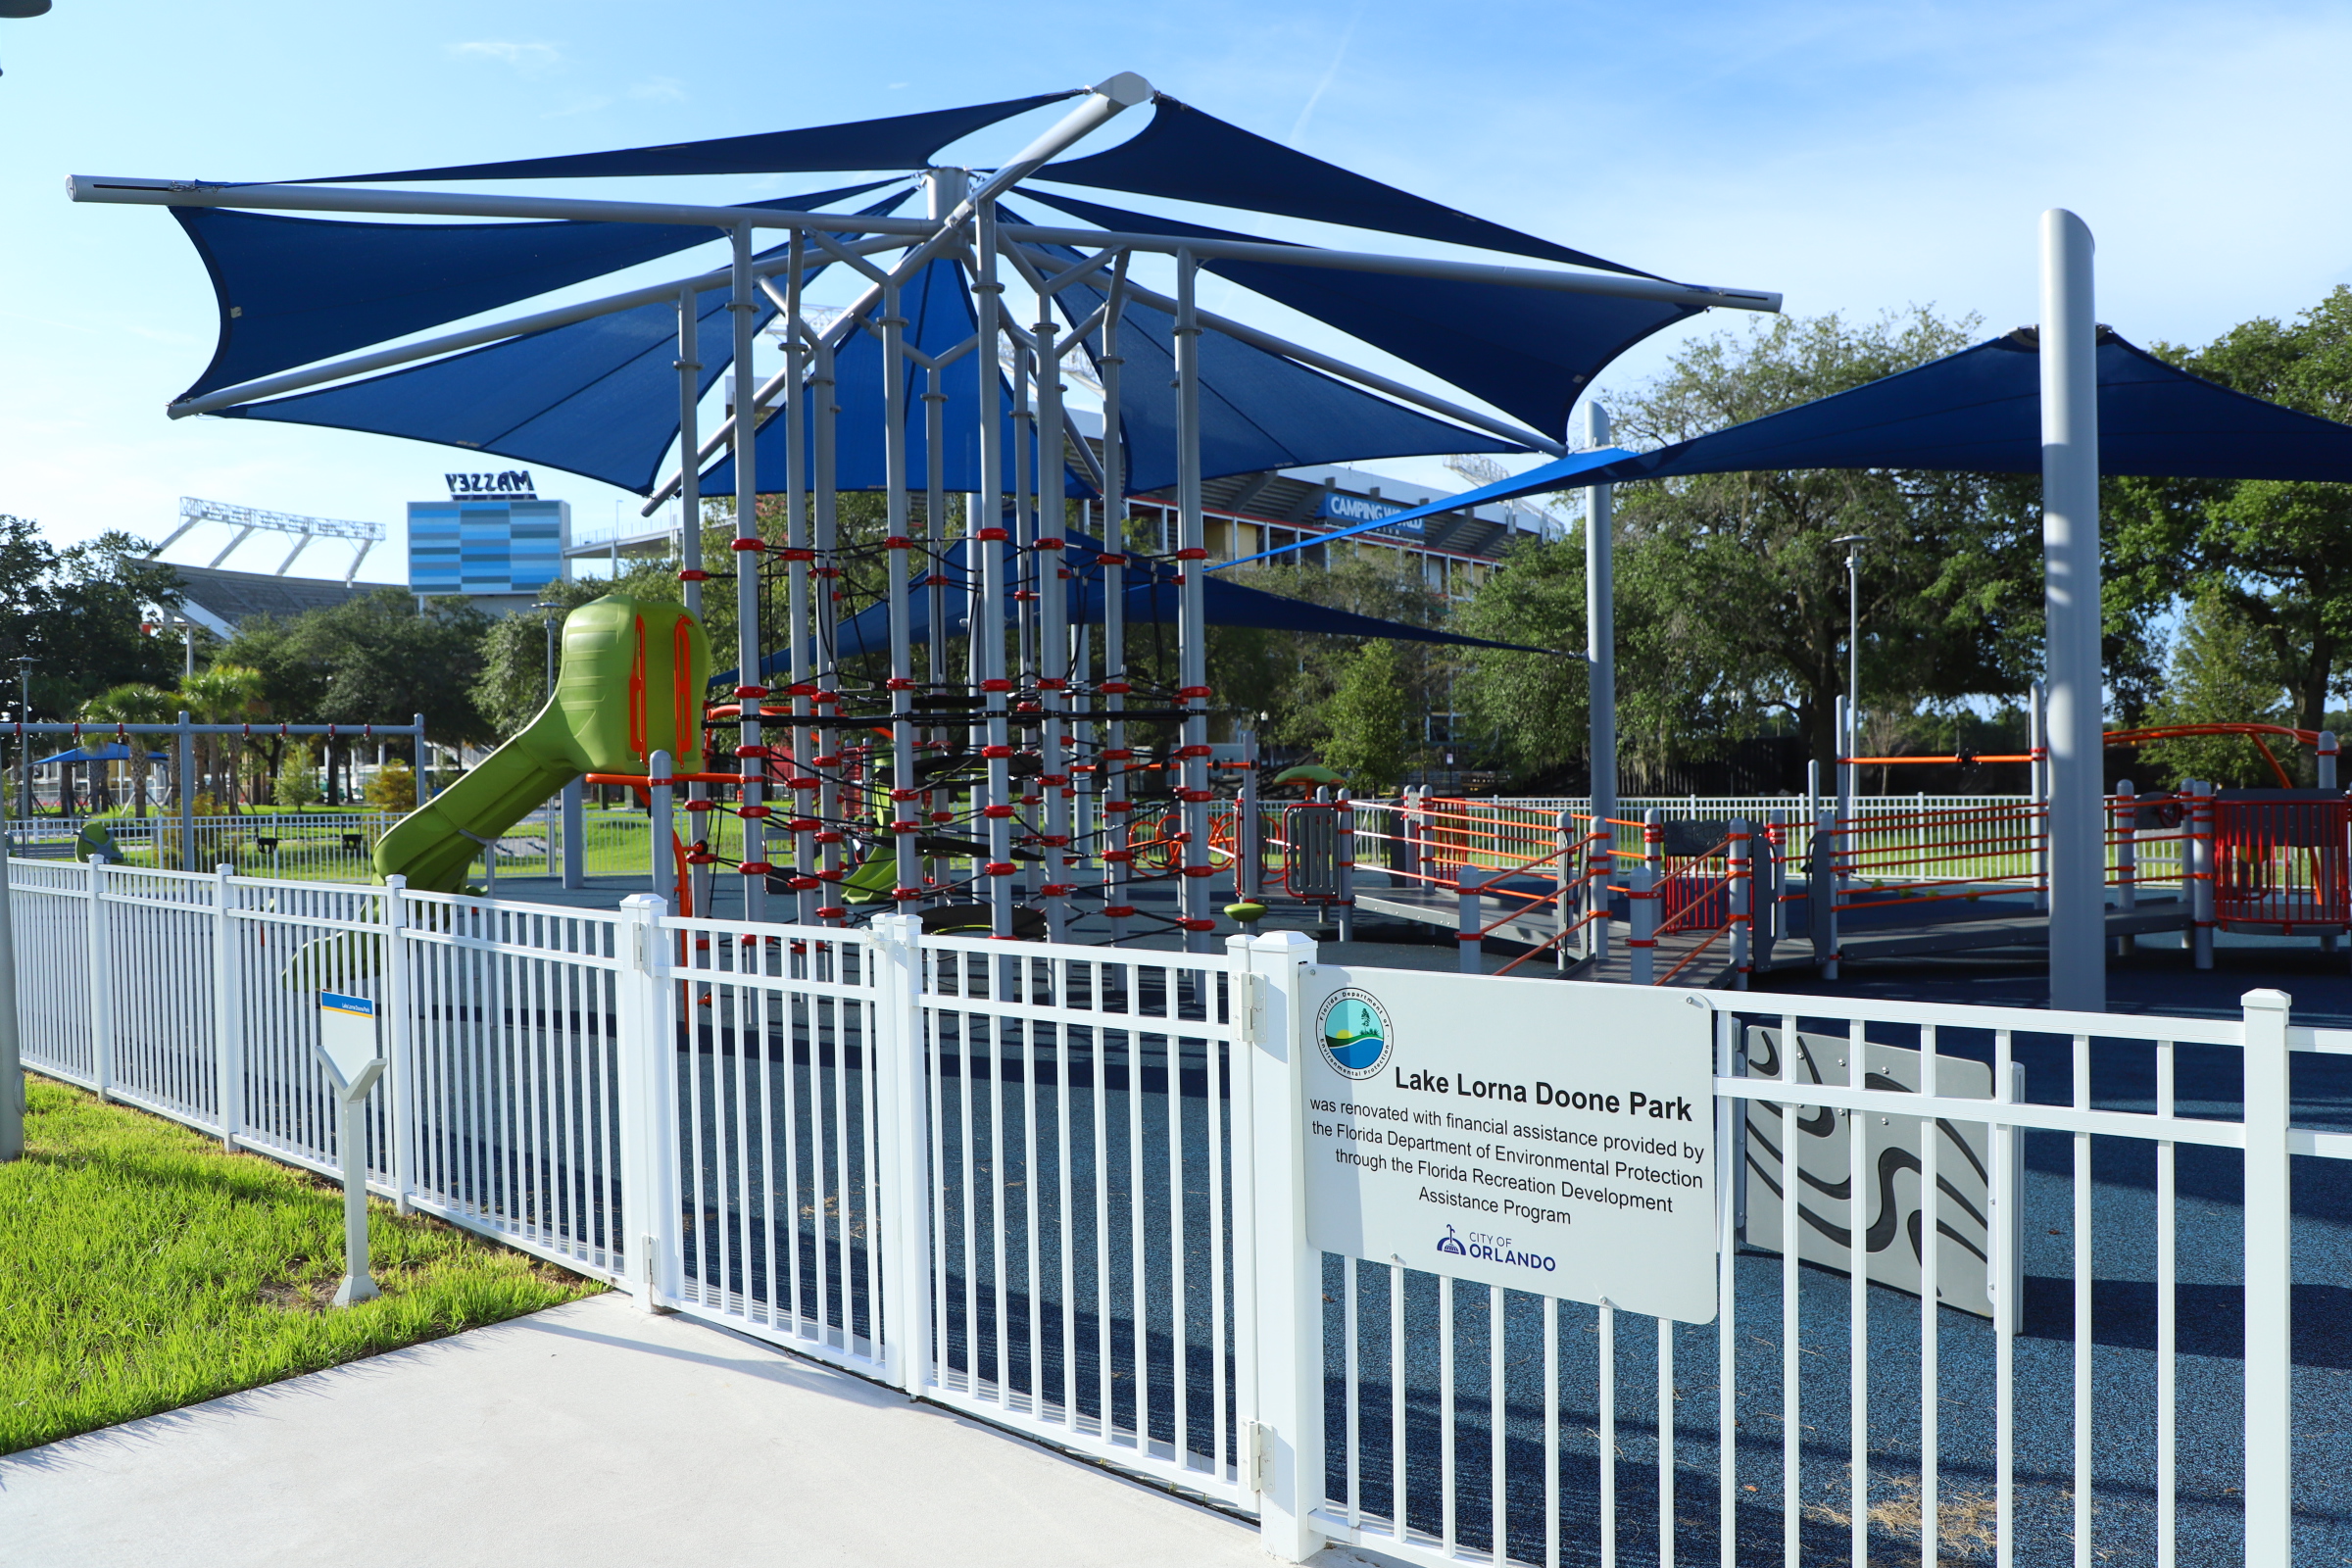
(2030, 679, 2049, 912)
(1335, 791, 1355, 942)
(649, 750, 674, 907)
(675, 285, 710, 914)
(974, 202, 1014, 939)
(176, 710, 194, 871)
(2320, 729, 2338, 791)
(1730, 816, 1750, 990)
(1035, 307, 1073, 942)
(881, 273, 922, 913)
(2113, 778, 2135, 956)
(728, 224, 767, 923)
(1555, 807, 1575, 973)
(1630, 809, 1661, 987)
(332, 1090, 381, 1306)
(1765, 808, 1788, 952)
(1814, 805, 1840, 980)
(1101, 289, 1132, 945)
(1174, 251, 1212, 952)
(2040, 209, 2105, 1012)
(2188, 780, 2216, 969)
(1239, 730, 1262, 900)
(1581, 402, 1617, 882)
(782, 233, 817, 927)
(813, 332, 844, 925)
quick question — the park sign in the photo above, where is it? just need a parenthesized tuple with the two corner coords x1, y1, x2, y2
(1298, 967, 1718, 1323)
(315, 993, 383, 1098)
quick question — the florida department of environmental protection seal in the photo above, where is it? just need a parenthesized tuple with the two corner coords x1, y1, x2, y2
(1316, 988, 1393, 1079)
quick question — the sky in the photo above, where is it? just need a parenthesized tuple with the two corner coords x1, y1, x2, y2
(3, 0, 2349, 582)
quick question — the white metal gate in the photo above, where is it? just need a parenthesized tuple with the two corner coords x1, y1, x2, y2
(11, 858, 2343, 1562)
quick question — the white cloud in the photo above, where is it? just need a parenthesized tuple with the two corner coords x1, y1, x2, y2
(626, 76, 687, 104)
(445, 40, 564, 76)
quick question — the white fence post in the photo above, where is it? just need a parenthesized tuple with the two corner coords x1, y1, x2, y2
(615, 894, 679, 1311)
(869, 912, 932, 1394)
(2240, 988, 2293, 1562)
(1555, 808, 1575, 973)
(0, 848, 22, 1162)
(86, 856, 112, 1101)
(212, 865, 239, 1149)
(1241, 926, 1320, 1561)
(381, 875, 413, 1213)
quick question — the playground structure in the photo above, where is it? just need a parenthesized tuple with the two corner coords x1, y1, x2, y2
(76, 74, 1785, 953)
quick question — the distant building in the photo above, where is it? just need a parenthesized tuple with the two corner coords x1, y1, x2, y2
(164, 564, 390, 638)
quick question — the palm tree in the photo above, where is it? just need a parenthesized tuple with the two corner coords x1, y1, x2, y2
(176, 664, 269, 812)
(78, 684, 175, 817)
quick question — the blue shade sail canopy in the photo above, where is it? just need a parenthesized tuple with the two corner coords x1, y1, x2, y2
(221, 195, 910, 495)
(172, 181, 897, 402)
(1004, 212, 1524, 493)
(1038, 94, 1656, 275)
(1019, 188, 1697, 438)
(294, 92, 1079, 184)
(725, 532, 1553, 681)
(1237, 330, 2352, 564)
(699, 258, 1057, 497)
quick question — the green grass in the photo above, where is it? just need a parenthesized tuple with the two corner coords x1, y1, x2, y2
(0, 1076, 603, 1455)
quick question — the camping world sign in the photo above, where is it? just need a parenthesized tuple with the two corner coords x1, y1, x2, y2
(1298, 967, 1719, 1323)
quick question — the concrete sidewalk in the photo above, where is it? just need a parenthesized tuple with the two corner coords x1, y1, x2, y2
(0, 1295, 1339, 1568)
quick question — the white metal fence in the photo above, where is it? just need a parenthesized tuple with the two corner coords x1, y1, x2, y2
(12, 858, 2340, 1563)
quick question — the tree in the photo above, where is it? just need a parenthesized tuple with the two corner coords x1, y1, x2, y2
(1452, 532, 1589, 781)
(2140, 597, 2293, 787)
(177, 664, 268, 810)
(0, 518, 184, 718)
(1214, 550, 1450, 757)
(79, 683, 176, 816)
(1321, 638, 1412, 791)
(2111, 287, 2352, 741)
(273, 742, 323, 808)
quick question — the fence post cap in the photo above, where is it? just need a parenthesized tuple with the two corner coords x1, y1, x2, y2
(2240, 988, 2293, 1016)
(1250, 928, 1315, 956)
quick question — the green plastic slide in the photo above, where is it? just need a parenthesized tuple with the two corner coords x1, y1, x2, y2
(372, 594, 710, 894)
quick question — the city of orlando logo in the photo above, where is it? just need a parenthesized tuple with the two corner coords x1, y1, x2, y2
(1316, 988, 1393, 1079)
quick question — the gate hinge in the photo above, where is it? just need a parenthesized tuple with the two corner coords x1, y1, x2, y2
(1247, 1420, 1274, 1492)
(1239, 971, 1267, 1046)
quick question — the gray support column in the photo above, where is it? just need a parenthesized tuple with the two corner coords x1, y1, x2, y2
(1581, 401, 1617, 859)
(880, 274, 921, 909)
(1174, 252, 1211, 952)
(974, 202, 1014, 939)
(561, 778, 584, 890)
(2040, 209, 2105, 1012)
(783, 233, 817, 927)
(675, 285, 710, 913)
(1036, 309, 1072, 941)
(1099, 280, 1132, 945)
(177, 710, 194, 870)
(649, 751, 674, 906)
(811, 336, 844, 924)
(728, 224, 767, 923)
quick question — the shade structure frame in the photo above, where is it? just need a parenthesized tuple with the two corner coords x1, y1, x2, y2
(83, 74, 1783, 960)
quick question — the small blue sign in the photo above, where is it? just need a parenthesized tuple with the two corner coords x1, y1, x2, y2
(319, 993, 375, 1018)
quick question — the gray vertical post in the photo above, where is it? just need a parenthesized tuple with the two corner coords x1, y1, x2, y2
(2188, 780, 2216, 969)
(1813, 805, 1840, 979)
(561, 778, 584, 890)
(880, 272, 922, 914)
(2040, 209, 2105, 1012)
(812, 332, 843, 924)
(1099, 264, 1131, 946)
(1581, 401, 1617, 866)
(728, 224, 766, 924)
(2319, 730, 2338, 791)
(649, 751, 674, 907)
(783, 234, 817, 927)
(177, 710, 194, 870)
(1555, 807, 1575, 973)
(675, 285, 710, 913)
(974, 203, 1014, 940)
(1335, 792, 1355, 942)
(333, 1090, 379, 1306)
(1174, 251, 1212, 953)
(2029, 680, 2049, 912)
(2113, 778, 2135, 956)
(0, 843, 20, 1162)
(1239, 729, 1261, 899)
(1729, 817, 1750, 990)
(1629, 808, 1661, 986)
(1035, 305, 1073, 942)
